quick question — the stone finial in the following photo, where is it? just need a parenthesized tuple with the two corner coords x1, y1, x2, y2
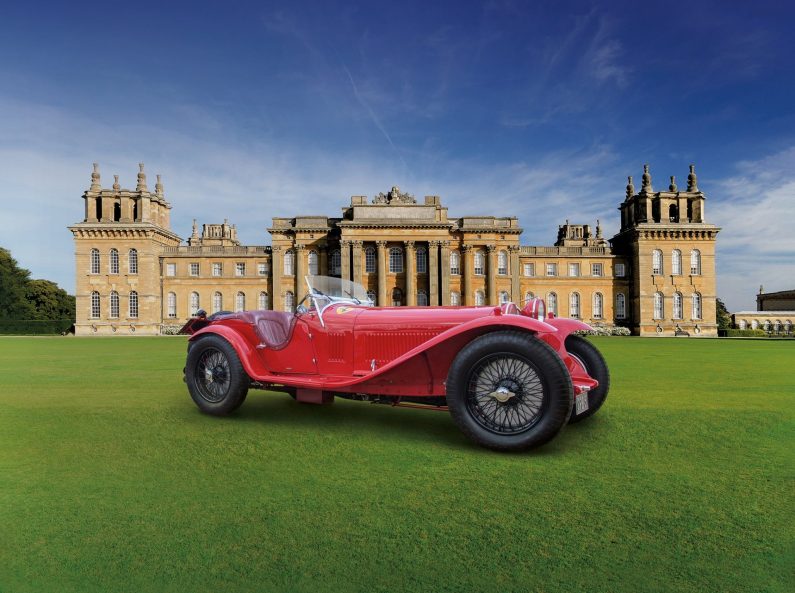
(759, 284, 764, 294)
(136, 163, 148, 192)
(90, 163, 101, 191)
(669, 175, 678, 192)
(112, 174, 120, 192)
(626, 175, 635, 199)
(596, 219, 602, 238)
(687, 164, 699, 192)
(641, 164, 652, 193)
(191, 219, 199, 238)
(155, 174, 164, 197)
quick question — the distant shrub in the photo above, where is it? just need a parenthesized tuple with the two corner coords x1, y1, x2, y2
(160, 324, 183, 336)
(0, 319, 74, 335)
(611, 327, 631, 336)
(574, 326, 630, 337)
(723, 329, 769, 338)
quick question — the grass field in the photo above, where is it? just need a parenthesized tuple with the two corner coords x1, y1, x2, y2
(0, 336, 792, 593)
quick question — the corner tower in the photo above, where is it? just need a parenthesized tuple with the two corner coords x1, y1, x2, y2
(611, 165, 720, 336)
(68, 163, 181, 335)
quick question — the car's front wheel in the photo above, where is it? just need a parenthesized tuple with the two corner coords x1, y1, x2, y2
(446, 331, 573, 451)
(186, 335, 250, 415)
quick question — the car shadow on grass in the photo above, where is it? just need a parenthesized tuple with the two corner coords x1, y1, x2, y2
(185, 390, 604, 456)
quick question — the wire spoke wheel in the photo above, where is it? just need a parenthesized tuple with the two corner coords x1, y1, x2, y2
(194, 347, 232, 403)
(465, 353, 546, 435)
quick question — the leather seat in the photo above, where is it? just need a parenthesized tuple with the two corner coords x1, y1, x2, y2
(238, 310, 296, 349)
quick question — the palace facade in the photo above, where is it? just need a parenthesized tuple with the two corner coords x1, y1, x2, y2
(69, 163, 720, 336)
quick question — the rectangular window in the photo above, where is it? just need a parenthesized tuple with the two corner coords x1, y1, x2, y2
(592, 263, 603, 277)
(258, 263, 269, 276)
(523, 263, 534, 277)
(166, 263, 176, 277)
(615, 263, 625, 277)
(568, 263, 580, 277)
(190, 263, 200, 277)
(546, 263, 557, 277)
(235, 263, 246, 276)
(212, 263, 222, 277)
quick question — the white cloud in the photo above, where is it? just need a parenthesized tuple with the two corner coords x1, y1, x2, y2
(712, 147, 795, 311)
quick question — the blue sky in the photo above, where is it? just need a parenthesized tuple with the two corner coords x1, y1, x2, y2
(1, 0, 793, 311)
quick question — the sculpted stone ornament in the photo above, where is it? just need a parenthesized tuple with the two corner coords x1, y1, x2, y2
(90, 163, 101, 191)
(625, 176, 634, 200)
(687, 164, 699, 192)
(669, 176, 677, 192)
(136, 163, 148, 192)
(373, 185, 417, 205)
(641, 164, 653, 194)
(113, 174, 120, 192)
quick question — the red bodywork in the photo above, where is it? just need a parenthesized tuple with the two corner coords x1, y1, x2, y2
(187, 303, 598, 402)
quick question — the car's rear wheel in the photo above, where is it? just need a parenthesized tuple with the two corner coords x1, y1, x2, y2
(186, 335, 250, 415)
(565, 335, 610, 423)
(446, 331, 573, 451)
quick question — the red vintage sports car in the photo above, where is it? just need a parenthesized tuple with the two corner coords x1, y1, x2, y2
(183, 276, 609, 451)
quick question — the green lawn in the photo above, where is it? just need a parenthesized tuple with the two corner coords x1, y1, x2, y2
(0, 336, 792, 593)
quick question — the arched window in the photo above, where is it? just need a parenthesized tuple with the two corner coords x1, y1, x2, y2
(547, 292, 558, 316)
(190, 292, 200, 315)
(616, 293, 626, 319)
(235, 291, 245, 312)
(416, 247, 427, 274)
(331, 249, 342, 275)
(284, 250, 294, 276)
(308, 250, 319, 276)
(213, 292, 223, 313)
(498, 250, 508, 275)
(450, 251, 460, 275)
(109, 248, 119, 274)
(751, 319, 759, 330)
(593, 292, 604, 319)
(738, 319, 747, 330)
(673, 292, 683, 320)
(391, 287, 403, 306)
(284, 291, 294, 312)
(668, 204, 678, 222)
(90, 291, 100, 318)
(653, 292, 664, 320)
(671, 249, 682, 275)
(90, 248, 100, 274)
(475, 290, 485, 306)
(129, 291, 138, 318)
(389, 247, 403, 273)
(128, 249, 138, 274)
(109, 291, 120, 318)
(474, 250, 485, 275)
(450, 291, 461, 306)
(690, 250, 701, 275)
(258, 291, 269, 310)
(364, 247, 375, 273)
(569, 292, 580, 318)
(692, 293, 702, 320)
(652, 249, 663, 275)
(167, 292, 176, 318)
(524, 291, 534, 304)
(417, 289, 428, 306)
(366, 290, 376, 305)
(499, 291, 510, 304)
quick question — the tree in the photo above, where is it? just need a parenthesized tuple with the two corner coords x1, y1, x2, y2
(716, 298, 732, 330)
(0, 247, 36, 319)
(26, 279, 75, 320)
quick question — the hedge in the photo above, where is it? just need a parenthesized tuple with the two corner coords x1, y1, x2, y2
(721, 329, 768, 338)
(0, 319, 74, 335)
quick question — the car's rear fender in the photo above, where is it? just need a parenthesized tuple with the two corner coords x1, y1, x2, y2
(189, 322, 268, 379)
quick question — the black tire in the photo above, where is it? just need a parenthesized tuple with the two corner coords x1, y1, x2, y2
(185, 335, 250, 415)
(565, 335, 610, 424)
(446, 331, 573, 452)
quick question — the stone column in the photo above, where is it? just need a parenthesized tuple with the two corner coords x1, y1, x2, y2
(376, 240, 387, 306)
(271, 247, 282, 312)
(462, 245, 472, 305)
(487, 244, 497, 305)
(428, 241, 439, 306)
(341, 240, 351, 282)
(440, 241, 451, 305)
(319, 245, 328, 276)
(509, 246, 520, 303)
(352, 240, 363, 286)
(295, 244, 306, 296)
(405, 241, 416, 306)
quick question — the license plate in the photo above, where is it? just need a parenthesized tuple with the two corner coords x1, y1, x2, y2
(575, 391, 589, 415)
